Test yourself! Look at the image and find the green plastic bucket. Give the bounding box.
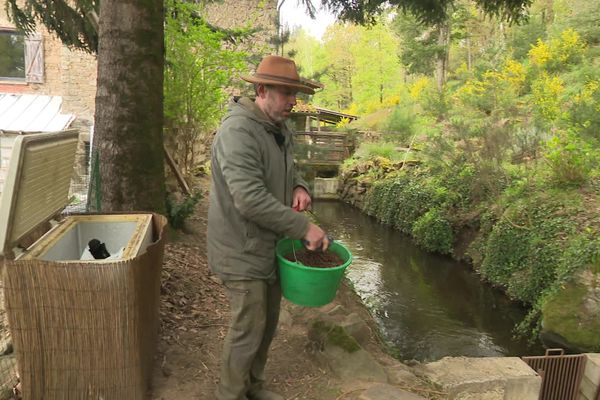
[276,238,352,307]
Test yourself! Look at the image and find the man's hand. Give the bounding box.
[303,223,330,252]
[292,186,311,212]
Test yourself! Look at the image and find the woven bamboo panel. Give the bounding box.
[2,214,166,400]
[0,284,18,397]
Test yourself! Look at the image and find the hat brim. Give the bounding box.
[241,75,315,95]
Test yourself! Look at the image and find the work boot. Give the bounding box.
[247,389,284,400]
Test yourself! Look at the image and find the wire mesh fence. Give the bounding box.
[65,171,90,214]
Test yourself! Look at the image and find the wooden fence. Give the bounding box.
[294,131,354,166]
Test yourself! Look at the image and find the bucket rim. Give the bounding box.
[276,254,352,272]
[276,238,352,272]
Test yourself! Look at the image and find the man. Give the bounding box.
[207,55,330,400]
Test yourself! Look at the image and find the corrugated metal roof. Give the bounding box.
[0,93,75,133]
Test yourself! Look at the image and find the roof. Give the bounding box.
[291,104,358,125]
[0,93,76,133]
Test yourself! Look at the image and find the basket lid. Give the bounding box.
[0,130,79,258]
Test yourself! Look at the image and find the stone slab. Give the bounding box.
[580,375,596,400]
[358,383,425,400]
[416,357,541,400]
[323,345,388,383]
[580,354,600,400]
[341,312,371,346]
[583,354,600,385]
[386,364,421,387]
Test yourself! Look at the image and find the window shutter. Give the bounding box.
[25,33,44,83]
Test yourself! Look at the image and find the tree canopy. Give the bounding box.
[5,0,534,55]
[5,0,98,53]
[320,0,532,25]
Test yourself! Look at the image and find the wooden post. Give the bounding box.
[163,144,191,196]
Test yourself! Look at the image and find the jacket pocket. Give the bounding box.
[243,221,277,258]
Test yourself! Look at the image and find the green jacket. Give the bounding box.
[207,97,310,282]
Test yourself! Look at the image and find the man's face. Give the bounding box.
[258,85,298,123]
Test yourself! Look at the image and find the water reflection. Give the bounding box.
[313,200,545,362]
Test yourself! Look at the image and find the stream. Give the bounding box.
[312,200,545,362]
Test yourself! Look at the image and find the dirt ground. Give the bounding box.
[150,181,439,400]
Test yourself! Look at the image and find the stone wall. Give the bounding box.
[313,177,340,200]
[203,0,278,99]
[203,0,278,55]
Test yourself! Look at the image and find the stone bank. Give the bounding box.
[290,295,600,399]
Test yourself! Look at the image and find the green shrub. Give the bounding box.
[364,177,402,219]
[385,104,417,142]
[393,172,446,233]
[364,180,389,218]
[561,64,600,140]
[166,191,202,229]
[412,209,454,254]
[480,192,583,304]
[164,0,246,172]
[353,142,403,161]
[372,180,404,225]
[544,129,598,186]
[479,216,531,287]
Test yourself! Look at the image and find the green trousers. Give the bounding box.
[216,279,281,400]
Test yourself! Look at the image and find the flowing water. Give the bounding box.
[312,200,545,362]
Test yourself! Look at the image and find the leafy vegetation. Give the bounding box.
[164,0,246,175]
[412,209,454,254]
[293,0,600,347]
[166,191,202,229]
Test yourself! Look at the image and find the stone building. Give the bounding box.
[1,0,278,123]
[0,11,97,124]
[1,8,97,200]
[1,1,278,202]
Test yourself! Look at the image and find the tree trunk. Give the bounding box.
[435,21,450,92]
[467,37,472,71]
[90,0,165,213]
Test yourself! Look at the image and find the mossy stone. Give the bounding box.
[541,281,600,351]
[310,320,361,353]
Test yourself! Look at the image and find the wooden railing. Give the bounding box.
[293,131,354,166]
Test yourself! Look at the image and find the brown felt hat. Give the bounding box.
[241,55,316,95]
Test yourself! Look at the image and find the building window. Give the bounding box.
[0,30,25,80]
[0,30,44,83]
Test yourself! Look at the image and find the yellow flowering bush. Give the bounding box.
[528,29,586,71]
[336,117,351,128]
[502,59,526,92]
[452,58,525,114]
[573,80,600,107]
[409,77,432,100]
[382,94,401,108]
[529,39,552,68]
[531,73,565,124]
[555,29,586,64]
